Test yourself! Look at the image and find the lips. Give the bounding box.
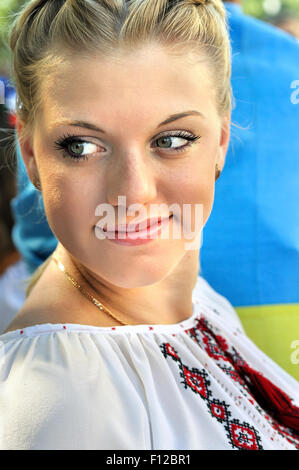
[104,216,171,234]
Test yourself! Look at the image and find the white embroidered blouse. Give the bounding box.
[0,276,298,450]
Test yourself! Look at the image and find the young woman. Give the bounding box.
[0,0,298,450]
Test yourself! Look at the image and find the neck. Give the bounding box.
[54,243,199,326]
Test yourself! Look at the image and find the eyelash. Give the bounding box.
[53,131,201,162]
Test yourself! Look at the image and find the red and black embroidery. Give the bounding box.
[184,314,299,447]
[160,312,299,449]
[270,420,299,447]
[185,321,248,391]
[218,365,245,386]
[228,420,262,450]
[181,366,212,400]
[209,399,230,422]
[160,341,263,450]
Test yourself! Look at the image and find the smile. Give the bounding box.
[96,215,173,246]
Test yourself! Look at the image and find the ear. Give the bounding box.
[217,113,231,171]
[16,119,39,184]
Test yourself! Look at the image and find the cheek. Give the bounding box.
[185,178,215,232]
[41,171,101,235]
[166,165,216,225]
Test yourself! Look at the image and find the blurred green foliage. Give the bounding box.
[0,0,27,75]
[0,0,299,75]
[243,0,299,19]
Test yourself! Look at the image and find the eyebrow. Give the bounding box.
[53,110,205,133]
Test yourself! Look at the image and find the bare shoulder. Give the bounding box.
[3,257,121,334]
[3,307,50,334]
[3,287,67,333]
[3,258,71,334]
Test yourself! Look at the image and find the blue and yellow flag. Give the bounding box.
[201,3,299,380]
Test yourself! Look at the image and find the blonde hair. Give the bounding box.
[9,0,233,296]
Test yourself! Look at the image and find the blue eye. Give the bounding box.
[153,131,201,153]
[53,134,101,161]
[54,131,201,161]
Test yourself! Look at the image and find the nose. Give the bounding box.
[105,149,157,209]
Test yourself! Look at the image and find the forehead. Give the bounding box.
[41,44,217,127]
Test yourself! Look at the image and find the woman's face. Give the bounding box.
[19,43,230,288]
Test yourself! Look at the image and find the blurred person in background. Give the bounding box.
[0,76,32,332]
[0,75,17,267]
[200,0,299,379]
[0,95,17,273]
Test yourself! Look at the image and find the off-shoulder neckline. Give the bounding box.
[0,300,205,340]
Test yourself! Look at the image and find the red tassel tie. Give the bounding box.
[235,361,299,434]
[201,319,299,436]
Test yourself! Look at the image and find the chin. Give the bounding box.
[99,265,173,289]
[67,238,185,289]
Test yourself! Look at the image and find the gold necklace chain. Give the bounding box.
[51,255,140,326]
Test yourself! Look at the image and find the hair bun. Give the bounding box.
[190,0,209,5]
